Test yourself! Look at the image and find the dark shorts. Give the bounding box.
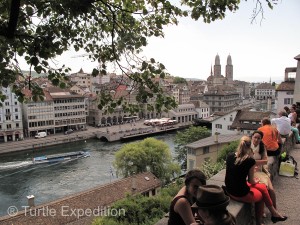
[267,148,281,156]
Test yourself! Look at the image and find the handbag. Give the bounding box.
[279,160,296,177]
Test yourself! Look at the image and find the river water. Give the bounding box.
[0,132,176,217]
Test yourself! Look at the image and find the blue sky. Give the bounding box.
[21,1,300,83]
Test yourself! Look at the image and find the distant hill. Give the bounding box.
[21,71,47,77]
[185,78,205,81]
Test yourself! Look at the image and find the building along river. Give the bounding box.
[0,132,176,217]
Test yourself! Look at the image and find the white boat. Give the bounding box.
[32,151,90,164]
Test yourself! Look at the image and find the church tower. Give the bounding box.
[226,54,233,86]
[214,54,221,76]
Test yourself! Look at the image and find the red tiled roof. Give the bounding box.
[231,110,276,130]
[276,81,295,91]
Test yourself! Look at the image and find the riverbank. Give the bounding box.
[0,121,193,155]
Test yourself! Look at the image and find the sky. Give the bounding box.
[21,0,300,83]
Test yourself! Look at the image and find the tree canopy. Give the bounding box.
[113,137,180,183]
[0,0,276,110]
[173,76,187,84]
[174,126,210,169]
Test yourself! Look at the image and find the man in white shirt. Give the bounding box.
[271,111,291,136]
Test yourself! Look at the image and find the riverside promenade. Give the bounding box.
[0,121,183,155]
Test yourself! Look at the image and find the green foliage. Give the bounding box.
[114,137,180,184]
[217,140,239,162]
[174,126,210,169]
[201,158,226,179]
[0,0,276,110]
[173,76,187,84]
[92,182,182,225]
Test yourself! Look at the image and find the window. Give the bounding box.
[5,102,9,106]
[203,146,209,154]
[187,148,196,155]
[230,116,233,121]
[15,115,18,120]
[284,98,293,105]
[16,123,19,128]
[7,124,11,129]
[215,124,222,129]
[15,108,18,112]
[227,125,232,130]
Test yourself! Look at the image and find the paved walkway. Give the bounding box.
[0,121,153,154]
[264,144,300,225]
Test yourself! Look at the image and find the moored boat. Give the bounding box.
[32,151,90,164]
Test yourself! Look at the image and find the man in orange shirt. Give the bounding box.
[258,117,282,156]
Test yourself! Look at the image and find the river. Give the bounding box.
[0,132,177,217]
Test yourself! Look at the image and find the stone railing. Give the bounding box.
[155,132,296,225]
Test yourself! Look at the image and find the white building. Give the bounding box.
[190,100,210,119]
[255,83,276,100]
[0,86,24,142]
[211,110,237,135]
[276,67,295,113]
[69,69,92,89]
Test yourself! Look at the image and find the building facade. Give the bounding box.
[22,88,87,137]
[203,85,240,114]
[0,86,24,142]
[211,110,238,135]
[186,134,243,170]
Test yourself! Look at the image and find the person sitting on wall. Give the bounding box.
[258,117,282,157]
[271,110,291,137]
[190,184,236,225]
[281,107,300,143]
[288,106,298,124]
[225,136,287,225]
[251,130,277,209]
[168,169,207,225]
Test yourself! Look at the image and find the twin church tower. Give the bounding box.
[207,54,234,87]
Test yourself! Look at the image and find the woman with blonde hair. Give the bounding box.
[225,136,287,225]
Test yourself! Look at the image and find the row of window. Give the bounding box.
[27,102,52,107]
[29,120,54,127]
[54,99,84,104]
[28,108,53,114]
[2,108,18,113]
[205,96,238,100]
[4,101,18,106]
[0,123,20,130]
[54,111,86,117]
[28,115,53,120]
[187,146,210,155]
[54,105,85,110]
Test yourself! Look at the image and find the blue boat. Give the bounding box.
[32,151,90,164]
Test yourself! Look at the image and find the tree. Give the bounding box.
[174,126,210,169]
[173,76,187,84]
[217,140,239,162]
[114,137,180,183]
[0,0,276,110]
